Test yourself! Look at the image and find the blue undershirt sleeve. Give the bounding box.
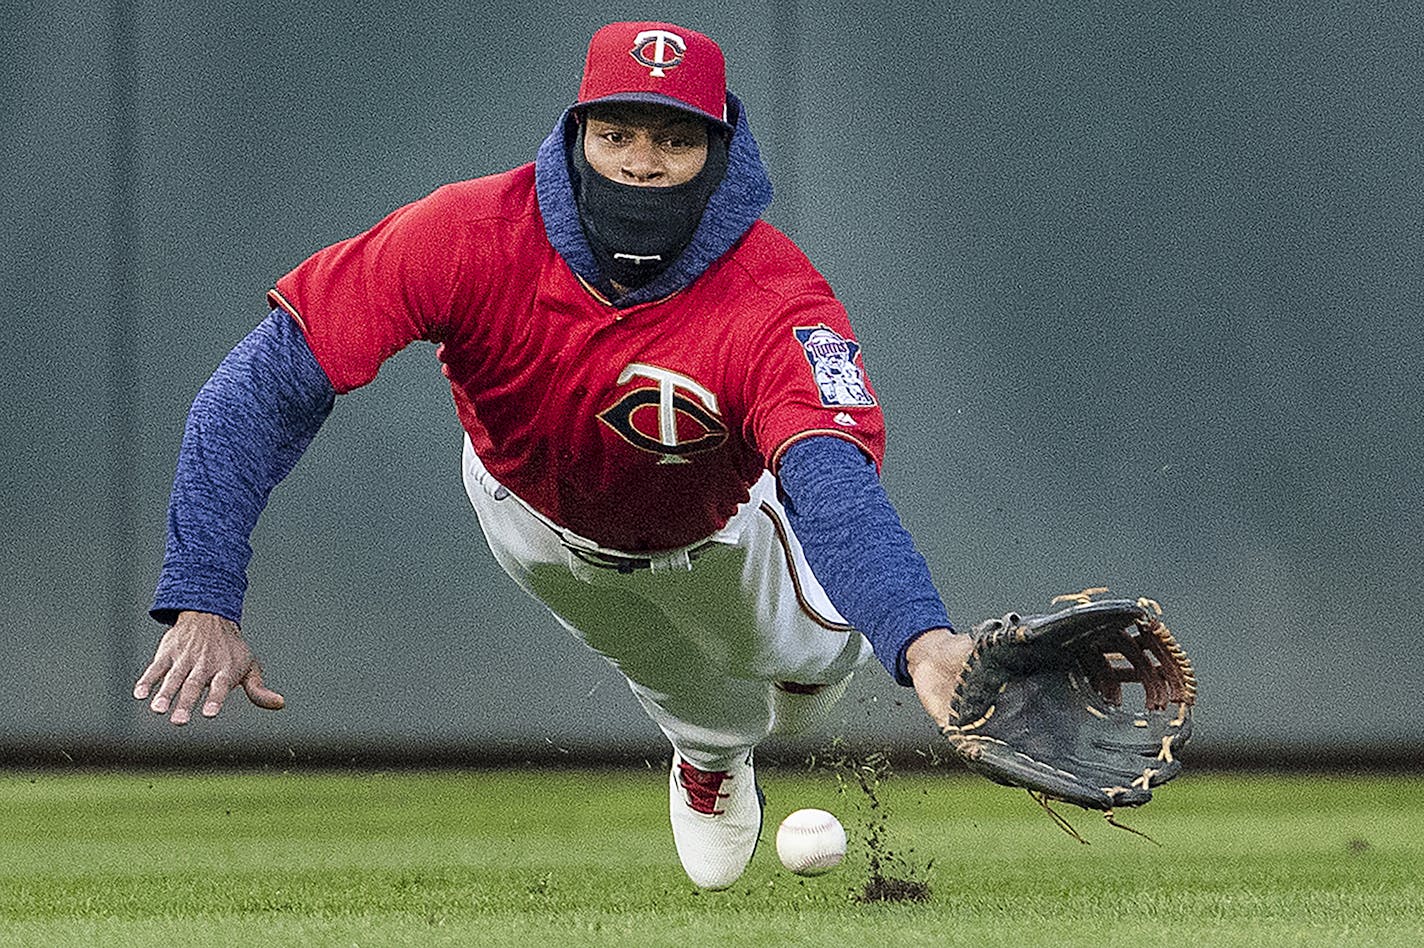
[778,436,952,686]
[150,310,336,625]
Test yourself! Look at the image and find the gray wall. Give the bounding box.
[4,1,1421,759]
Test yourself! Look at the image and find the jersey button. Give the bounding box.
[572,385,587,398]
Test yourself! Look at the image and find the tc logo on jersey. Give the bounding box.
[599,363,727,464]
[630,29,686,77]
[794,325,877,408]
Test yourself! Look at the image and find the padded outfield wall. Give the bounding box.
[2,1,1421,763]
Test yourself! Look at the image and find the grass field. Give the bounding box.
[1,761,1420,947]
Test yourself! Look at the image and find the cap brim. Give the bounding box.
[576,91,732,130]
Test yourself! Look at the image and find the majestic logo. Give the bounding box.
[630,29,686,77]
[794,325,877,408]
[598,363,727,464]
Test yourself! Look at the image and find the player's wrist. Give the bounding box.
[904,628,971,677]
[905,625,958,654]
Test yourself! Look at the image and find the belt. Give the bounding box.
[477,458,720,574]
[566,539,720,574]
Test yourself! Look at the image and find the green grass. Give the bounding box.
[0,764,1420,946]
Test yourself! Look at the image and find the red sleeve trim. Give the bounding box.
[769,429,882,475]
[266,288,308,334]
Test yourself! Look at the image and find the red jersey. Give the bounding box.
[269,164,885,551]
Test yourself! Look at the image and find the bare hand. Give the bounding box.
[906,627,975,731]
[132,611,285,725]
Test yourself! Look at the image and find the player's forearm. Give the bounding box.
[778,436,952,685]
[151,310,335,625]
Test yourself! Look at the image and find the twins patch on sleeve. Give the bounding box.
[794,325,877,408]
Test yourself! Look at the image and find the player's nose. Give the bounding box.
[620,137,663,184]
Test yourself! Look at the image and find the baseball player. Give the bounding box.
[133,21,975,890]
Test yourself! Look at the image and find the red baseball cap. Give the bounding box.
[576,21,730,128]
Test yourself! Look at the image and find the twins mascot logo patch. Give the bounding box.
[794,325,877,408]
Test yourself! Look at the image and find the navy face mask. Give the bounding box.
[569,122,729,290]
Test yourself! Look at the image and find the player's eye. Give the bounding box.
[663,130,708,151]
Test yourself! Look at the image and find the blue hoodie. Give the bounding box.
[152,99,950,684]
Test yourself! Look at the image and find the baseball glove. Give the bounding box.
[943,591,1197,813]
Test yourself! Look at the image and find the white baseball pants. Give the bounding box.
[461,437,872,771]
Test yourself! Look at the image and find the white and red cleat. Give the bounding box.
[668,750,764,889]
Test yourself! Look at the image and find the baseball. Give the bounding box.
[775,808,847,876]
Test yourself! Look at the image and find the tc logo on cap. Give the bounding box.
[630,29,686,77]
[579,22,729,126]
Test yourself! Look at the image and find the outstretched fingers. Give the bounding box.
[202,669,238,719]
[132,612,285,723]
[132,652,173,702]
[149,657,195,718]
[168,662,213,725]
[242,663,286,711]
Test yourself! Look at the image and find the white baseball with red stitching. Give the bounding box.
[775,808,846,875]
